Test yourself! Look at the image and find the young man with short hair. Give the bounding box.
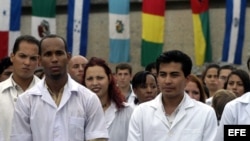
[11,35,108,141]
[0,35,41,141]
[128,50,217,141]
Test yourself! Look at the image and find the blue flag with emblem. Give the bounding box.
[67,0,90,56]
[222,0,246,64]
[109,0,130,63]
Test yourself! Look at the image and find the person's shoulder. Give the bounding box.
[193,99,215,111]
[122,102,134,111]
[0,77,12,92]
[225,92,250,107]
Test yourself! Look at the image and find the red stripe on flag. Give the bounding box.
[191,0,209,14]
[0,32,9,59]
[142,0,165,16]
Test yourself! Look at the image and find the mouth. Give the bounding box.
[22,68,30,71]
[50,66,60,71]
[91,87,101,93]
[145,96,154,100]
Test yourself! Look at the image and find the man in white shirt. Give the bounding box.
[115,63,136,107]
[0,35,41,141]
[127,50,217,141]
[10,34,108,141]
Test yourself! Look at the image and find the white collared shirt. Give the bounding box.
[0,74,40,141]
[104,101,133,141]
[128,93,217,141]
[10,75,108,141]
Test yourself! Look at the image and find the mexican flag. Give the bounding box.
[31,0,56,40]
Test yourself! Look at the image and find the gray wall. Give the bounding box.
[20,3,250,75]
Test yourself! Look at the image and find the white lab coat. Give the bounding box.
[10,75,108,141]
[0,75,40,141]
[128,93,217,141]
[214,92,250,141]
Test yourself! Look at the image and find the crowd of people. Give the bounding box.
[0,34,250,141]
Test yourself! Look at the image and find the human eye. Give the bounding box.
[97,76,104,80]
[73,64,79,69]
[193,91,200,95]
[86,76,93,81]
[139,84,147,89]
[151,85,157,89]
[159,72,166,77]
[237,82,243,86]
[207,75,212,78]
[30,56,38,61]
[219,76,227,80]
[43,52,51,57]
[18,53,27,59]
[228,81,234,86]
[56,51,65,56]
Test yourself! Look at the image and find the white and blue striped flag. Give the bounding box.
[67,0,90,56]
[222,0,246,64]
[109,0,130,63]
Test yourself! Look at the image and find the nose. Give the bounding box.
[92,78,99,85]
[146,86,153,93]
[79,65,84,71]
[164,76,172,84]
[51,54,58,62]
[23,58,31,65]
[232,84,237,90]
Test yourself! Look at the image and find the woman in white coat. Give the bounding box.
[82,57,133,141]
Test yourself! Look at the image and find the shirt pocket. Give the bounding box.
[69,117,85,141]
[182,129,202,141]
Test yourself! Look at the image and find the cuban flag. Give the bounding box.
[222,0,247,64]
[67,0,90,56]
[0,0,21,59]
[109,0,130,63]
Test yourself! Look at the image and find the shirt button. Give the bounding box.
[14,98,17,102]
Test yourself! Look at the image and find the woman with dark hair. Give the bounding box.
[224,69,250,97]
[201,63,220,105]
[131,71,158,105]
[82,57,133,141]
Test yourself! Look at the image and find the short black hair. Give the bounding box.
[115,63,132,74]
[247,57,250,71]
[156,50,192,77]
[39,34,68,55]
[132,71,157,89]
[0,57,13,74]
[145,62,156,72]
[12,35,40,55]
[218,64,236,76]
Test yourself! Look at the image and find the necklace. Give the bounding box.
[102,103,107,108]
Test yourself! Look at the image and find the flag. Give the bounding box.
[31,0,56,40]
[191,0,212,66]
[141,0,165,67]
[67,0,90,56]
[0,0,21,59]
[222,0,246,64]
[109,0,130,63]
